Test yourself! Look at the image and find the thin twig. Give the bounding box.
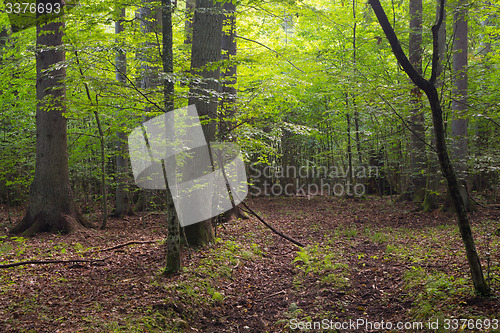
[100,240,161,252]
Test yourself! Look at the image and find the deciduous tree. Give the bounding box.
[11,1,91,236]
[368,0,490,296]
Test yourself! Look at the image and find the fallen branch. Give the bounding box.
[262,290,286,299]
[240,201,305,248]
[0,240,163,269]
[100,240,161,252]
[0,257,108,269]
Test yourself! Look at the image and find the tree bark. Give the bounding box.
[368,0,490,296]
[11,1,91,236]
[184,0,223,246]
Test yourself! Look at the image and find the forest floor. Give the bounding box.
[0,195,499,332]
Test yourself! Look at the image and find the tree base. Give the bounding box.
[10,209,93,237]
[183,220,214,247]
[422,191,439,212]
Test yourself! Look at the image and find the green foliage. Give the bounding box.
[0,0,497,206]
[293,244,350,288]
[403,266,474,323]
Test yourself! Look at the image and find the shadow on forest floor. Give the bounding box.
[0,195,499,332]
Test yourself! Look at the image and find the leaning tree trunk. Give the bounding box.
[368,0,490,296]
[11,1,91,236]
[423,1,446,212]
[184,0,223,246]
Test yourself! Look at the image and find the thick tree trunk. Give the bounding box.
[368,0,490,296]
[11,2,90,236]
[184,0,223,246]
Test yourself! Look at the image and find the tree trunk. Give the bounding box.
[162,0,181,273]
[408,0,426,202]
[113,7,131,218]
[184,0,223,246]
[10,1,91,236]
[346,108,354,183]
[368,0,490,296]
[423,1,446,211]
[450,1,470,209]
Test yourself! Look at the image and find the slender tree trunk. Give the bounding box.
[11,1,91,236]
[113,6,131,218]
[346,111,354,183]
[423,1,446,211]
[218,1,247,219]
[368,0,490,296]
[161,0,181,273]
[184,0,223,246]
[450,0,470,209]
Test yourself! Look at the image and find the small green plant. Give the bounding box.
[403,267,476,325]
[293,244,350,289]
[370,231,387,244]
[250,243,264,256]
[343,226,357,238]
